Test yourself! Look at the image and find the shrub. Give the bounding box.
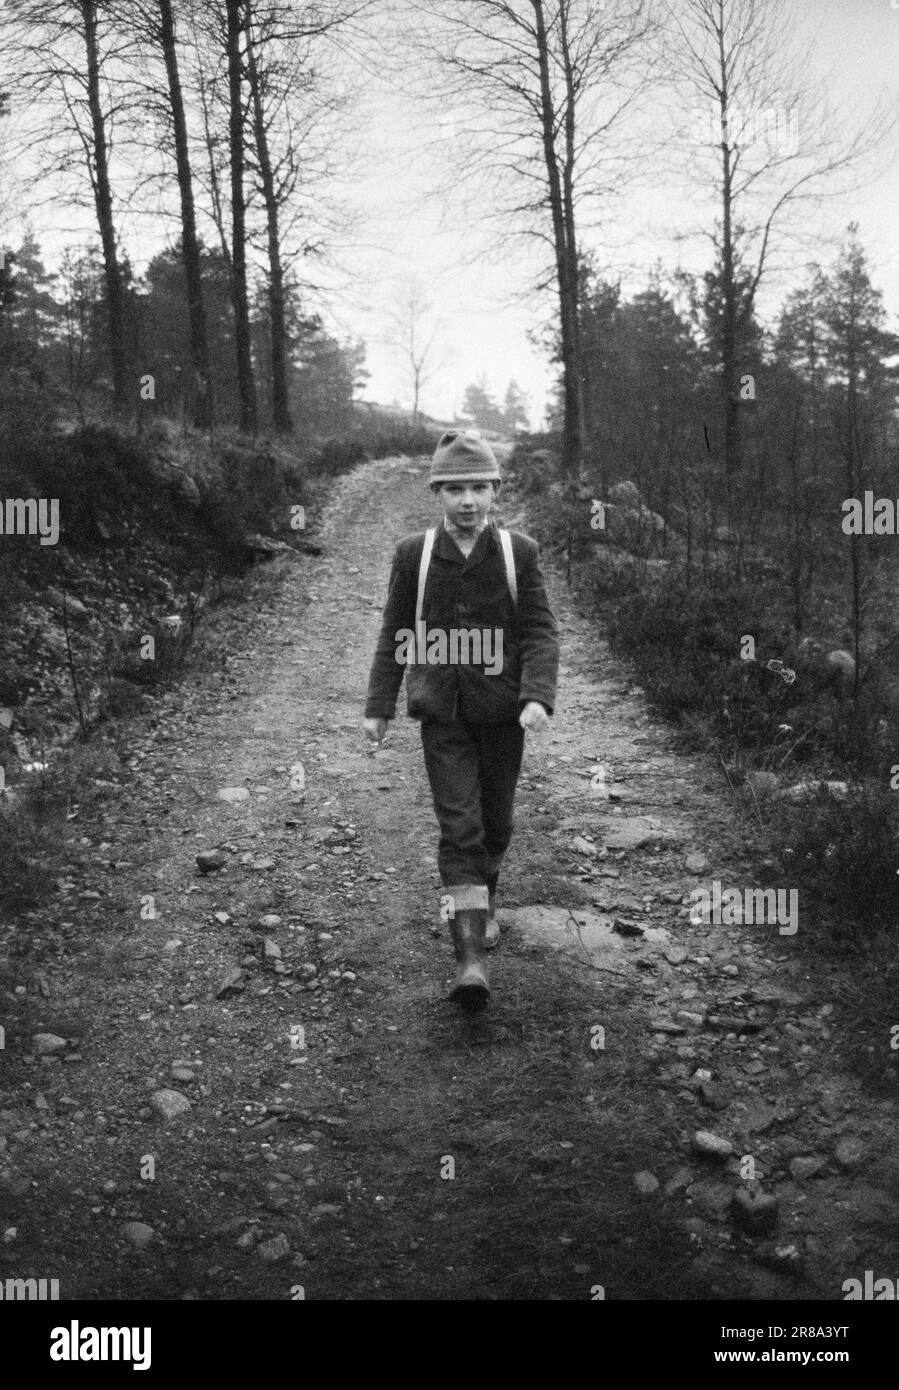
[308,421,440,477]
[773,781,899,945]
[0,806,53,911]
[606,578,899,776]
[610,581,774,721]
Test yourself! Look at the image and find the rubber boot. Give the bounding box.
[450,908,490,1013]
[485,888,500,950]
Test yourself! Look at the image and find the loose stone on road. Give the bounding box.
[1,455,897,1300]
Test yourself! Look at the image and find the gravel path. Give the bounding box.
[2,454,897,1301]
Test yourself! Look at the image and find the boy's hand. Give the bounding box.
[519,701,550,733]
[364,717,389,746]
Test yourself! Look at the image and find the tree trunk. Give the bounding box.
[193,35,231,268]
[846,351,862,699]
[412,365,420,425]
[81,0,128,411]
[531,0,582,479]
[226,0,257,435]
[716,18,739,480]
[558,3,586,477]
[245,19,292,434]
[158,0,213,431]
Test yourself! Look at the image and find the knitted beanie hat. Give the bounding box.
[430,429,501,485]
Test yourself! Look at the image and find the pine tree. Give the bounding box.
[503,379,530,432]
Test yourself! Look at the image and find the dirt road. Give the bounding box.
[2,455,897,1301]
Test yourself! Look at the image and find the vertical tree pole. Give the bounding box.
[226,0,258,435]
[713,6,739,481]
[158,0,214,431]
[245,11,293,434]
[81,0,128,412]
[531,0,584,482]
[557,0,586,480]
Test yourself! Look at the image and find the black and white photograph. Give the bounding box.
[0,0,898,1349]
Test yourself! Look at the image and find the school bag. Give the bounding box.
[412,527,517,658]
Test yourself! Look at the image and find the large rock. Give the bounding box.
[121,1221,155,1250]
[217,787,250,803]
[603,817,681,852]
[216,968,245,998]
[498,905,668,970]
[691,1130,734,1161]
[834,1136,865,1170]
[32,1033,67,1056]
[796,641,856,695]
[149,1089,191,1122]
[696,1079,729,1111]
[602,503,666,549]
[608,480,642,507]
[790,1154,828,1181]
[196,849,226,874]
[257,1233,291,1262]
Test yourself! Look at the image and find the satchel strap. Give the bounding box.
[499,528,517,607]
[412,527,517,667]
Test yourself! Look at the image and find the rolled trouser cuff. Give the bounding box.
[442,883,490,913]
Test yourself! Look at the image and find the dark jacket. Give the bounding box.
[365,519,560,725]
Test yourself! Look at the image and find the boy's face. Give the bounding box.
[435,478,498,534]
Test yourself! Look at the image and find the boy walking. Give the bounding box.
[364,430,560,1013]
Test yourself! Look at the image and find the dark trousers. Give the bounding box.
[420,715,526,891]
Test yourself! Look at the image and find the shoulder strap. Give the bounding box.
[412,526,516,668]
[499,529,517,608]
[411,528,436,665]
[415,528,437,630]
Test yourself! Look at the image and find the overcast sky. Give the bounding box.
[2,0,897,429]
[341,0,899,425]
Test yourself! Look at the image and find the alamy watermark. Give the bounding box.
[692,103,799,154]
[0,497,59,545]
[0,1276,60,1300]
[395,623,504,676]
[50,1322,151,1370]
[841,492,899,535]
[689,880,798,935]
[842,1271,899,1299]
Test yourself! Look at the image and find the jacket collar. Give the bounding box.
[436,517,499,565]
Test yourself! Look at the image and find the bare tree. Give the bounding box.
[154,0,214,430]
[384,278,444,423]
[186,7,233,270]
[78,0,128,412]
[244,5,293,433]
[0,86,17,227]
[225,0,258,435]
[244,1,374,434]
[0,1,137,412]
[411,0,657,478]
[664,0,891,478]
